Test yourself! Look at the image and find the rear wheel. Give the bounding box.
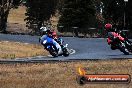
[111,45,117,50]
[48,46,58,57]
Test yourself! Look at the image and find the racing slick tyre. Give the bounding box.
[125,41,132,53]
[62,48,69,57]
[119,42,129,55]
[49,48,58,57]
[111,45,116,50]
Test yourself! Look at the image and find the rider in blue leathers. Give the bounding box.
[39,27,62,54]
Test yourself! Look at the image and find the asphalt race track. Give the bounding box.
[0,34,132,62]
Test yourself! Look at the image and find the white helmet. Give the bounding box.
[40,27,47,32]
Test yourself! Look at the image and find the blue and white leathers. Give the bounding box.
[40,35,62,54]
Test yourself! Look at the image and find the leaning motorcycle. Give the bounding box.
[40,35,69,57]
[118,30,132,53]
[107,32,130,55]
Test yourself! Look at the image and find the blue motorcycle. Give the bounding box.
[40,35,69,57]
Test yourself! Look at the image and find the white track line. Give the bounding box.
[69,49,76,54]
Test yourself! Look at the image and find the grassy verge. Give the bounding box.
[0,60,132,88]
[0,41,48,59]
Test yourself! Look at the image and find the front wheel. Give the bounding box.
[125,41,132,53]
[118,42,129,55]
[62,48,69,57]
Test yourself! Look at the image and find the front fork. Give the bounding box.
[62,44,68,49]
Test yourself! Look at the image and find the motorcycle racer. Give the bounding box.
[40,26,64,46]
[39,27,62,54]
[105,23,125,50]
[105,23,132,44]
[39,26,69,57]
[105,23,132,54]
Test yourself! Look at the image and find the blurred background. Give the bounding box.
[0,0,132,38]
